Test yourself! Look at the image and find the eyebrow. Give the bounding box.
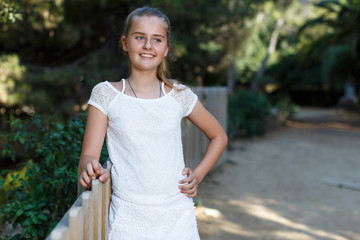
[132,31,166,38]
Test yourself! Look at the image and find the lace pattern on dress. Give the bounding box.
[88,82,118,115]
[171,84,198,117]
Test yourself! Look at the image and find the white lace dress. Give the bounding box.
[88,79,201,240]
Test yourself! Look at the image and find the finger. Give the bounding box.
[179,175,195,184]
[180,181,197,191]
[182,183,197,193]
[186,189,197,198]
[81,171,91,185]
[86,163,96,180]
[91,159,102,176]
[79,175,90,188]
[182,187,197,196]
[99,172,109,182]
[182,168,191,176]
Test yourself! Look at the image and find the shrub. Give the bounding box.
[0,111,108,239]
[228,89,271,138]
[269,94,299,124]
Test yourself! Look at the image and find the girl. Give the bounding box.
[78,6,227,240]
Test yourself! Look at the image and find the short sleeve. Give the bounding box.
[172,84,198,117]
[88,82,117,116]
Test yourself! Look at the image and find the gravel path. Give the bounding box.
[195,107,360,240]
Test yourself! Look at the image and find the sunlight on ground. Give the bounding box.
[195,206,256,238]
[229,197,349,240]
[271,231,315,240]
[196,195,354,240]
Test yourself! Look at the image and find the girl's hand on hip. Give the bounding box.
[178,168,198,198]
[79,159,109,188]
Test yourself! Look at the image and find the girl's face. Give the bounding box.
[122,16,169,74]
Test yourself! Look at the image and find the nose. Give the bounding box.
[143,38,152,49]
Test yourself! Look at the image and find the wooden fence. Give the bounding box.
[46,86,227,239]
[46,161,112,240]
[182,86,228,169]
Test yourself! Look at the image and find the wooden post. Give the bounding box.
[92,180,99,240]
[82,191,93,240]
[69,207,83,240]
[102,161,112,240]
[98,181,103,240]
[92,179,102,240]
[89,189,95,239]
[50,227,69,240]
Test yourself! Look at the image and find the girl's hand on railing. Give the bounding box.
[79,159,110,188]
[178,168,199,198]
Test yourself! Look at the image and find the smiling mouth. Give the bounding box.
[140,53,155,58]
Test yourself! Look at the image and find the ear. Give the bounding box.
[121,36,128,52]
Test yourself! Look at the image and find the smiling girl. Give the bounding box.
[78,6,227,239]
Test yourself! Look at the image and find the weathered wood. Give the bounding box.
[69,207,83,240]
[46,194,82,240]
[97,181,103,240]
[50,227,69,240]
[92,179,101,240]
[89,189,95,240]
[103,161,112,240]
[82,191,92,240]
[183,87,228,170]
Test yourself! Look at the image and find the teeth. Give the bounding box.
[140,54,154,58]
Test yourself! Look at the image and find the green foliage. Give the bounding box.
[236,1,320,86]
[0,55,28,108]
[0,0,22,24]
[0,112,108,239]
[0,48,125,121]
[321,44,355,89]
[296,0,360,93]
[268,94,299,124]
[0,0,272,120]
[152,0,265,83]
[228,89,271,138]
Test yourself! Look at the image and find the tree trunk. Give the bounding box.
[227,58,237,94]
[251,18,284,92]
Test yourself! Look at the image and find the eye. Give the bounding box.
[135,36,144,40]
[154,38,161,43]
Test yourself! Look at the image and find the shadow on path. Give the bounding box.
[195,107,360,240]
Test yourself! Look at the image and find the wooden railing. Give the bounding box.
[46,86,227,239]
[46,161,112,240]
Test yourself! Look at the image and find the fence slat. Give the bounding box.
[103,161,112,240]
[82,191,92,240]
[69,206,83,240]
[50,227,69,240]
[92,180,99,240]
[183,87,228,169]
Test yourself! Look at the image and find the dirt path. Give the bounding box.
[195,107,360,240]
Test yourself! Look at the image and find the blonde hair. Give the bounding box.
[123,6,178,90]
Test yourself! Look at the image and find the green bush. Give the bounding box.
[0,111,108,239]
[0,49,126,123]
[269,94,299,124]
[228,89,271,138]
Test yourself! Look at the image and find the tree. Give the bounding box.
[0,0,22,24]
[298,0,360,101]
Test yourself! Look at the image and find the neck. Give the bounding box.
[129,70,159,90]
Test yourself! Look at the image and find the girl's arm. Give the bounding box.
[78,105,109,187]
[178,100,228,197]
